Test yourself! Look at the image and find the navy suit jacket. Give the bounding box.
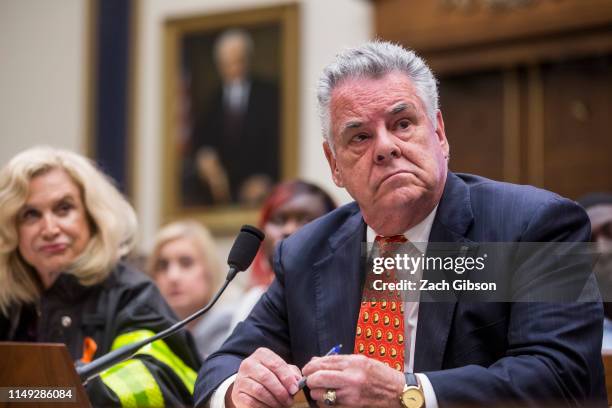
[195,173,607,407]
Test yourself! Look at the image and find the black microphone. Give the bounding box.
[77,224,264,384]
[227,225,264,280]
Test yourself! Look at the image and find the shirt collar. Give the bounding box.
[366,205,438,246]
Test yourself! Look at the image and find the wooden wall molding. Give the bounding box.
[374,0,612,72]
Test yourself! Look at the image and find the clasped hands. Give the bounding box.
[226,347,405,408]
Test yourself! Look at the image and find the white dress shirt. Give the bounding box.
[223,80,250,113]
[366,206,439,408]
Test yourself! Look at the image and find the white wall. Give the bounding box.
[135,0,373,253]
[0,0,86,164]
[0,0,373,272]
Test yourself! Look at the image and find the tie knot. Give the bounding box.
[375,235,407,254]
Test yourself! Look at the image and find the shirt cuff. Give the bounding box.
[209,374,237,408]
[416,373,439,408]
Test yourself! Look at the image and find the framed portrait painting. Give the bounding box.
[163,4,299,234]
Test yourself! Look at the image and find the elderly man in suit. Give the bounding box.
[194,41,606,407]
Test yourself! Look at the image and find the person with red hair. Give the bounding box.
[229,180,336,331]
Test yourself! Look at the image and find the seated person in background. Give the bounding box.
[579,192,612,349]
[148,220,232,358]
[228,180,336,332]
[0,146,200,407]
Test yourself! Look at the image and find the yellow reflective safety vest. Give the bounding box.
[2,263,201,407]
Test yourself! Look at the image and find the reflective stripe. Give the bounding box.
[110,329,197,394]
[100,359,164,407]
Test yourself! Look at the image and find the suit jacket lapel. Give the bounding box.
[313,204,365,356]
[414,173,474,372]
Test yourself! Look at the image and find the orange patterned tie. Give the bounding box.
[354,235,407,371]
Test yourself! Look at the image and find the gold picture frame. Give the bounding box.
[162,4,299,234]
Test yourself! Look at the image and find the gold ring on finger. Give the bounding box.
[324,389,337,406]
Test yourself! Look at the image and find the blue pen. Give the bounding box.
[294,344,343,394]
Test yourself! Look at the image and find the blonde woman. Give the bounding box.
[148,221,231,358]
[0,146,200,407]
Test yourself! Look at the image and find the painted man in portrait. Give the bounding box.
[185,29,280,207]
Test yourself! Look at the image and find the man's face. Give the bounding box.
[217,37,249,83]
[323,71,449,234]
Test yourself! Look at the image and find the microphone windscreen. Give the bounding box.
[228,225,265,271]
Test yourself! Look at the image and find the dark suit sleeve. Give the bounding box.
[194,243,292,406]
[425,197,606,407]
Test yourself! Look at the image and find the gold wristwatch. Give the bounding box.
[400,373,425,408]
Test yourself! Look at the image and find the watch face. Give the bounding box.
[401,388,425,408]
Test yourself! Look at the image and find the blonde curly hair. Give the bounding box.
[0,146,137,316]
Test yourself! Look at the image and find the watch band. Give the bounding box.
[405,372,418,387]
[400,372,425,408]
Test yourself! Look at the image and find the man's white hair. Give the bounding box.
[213,28,254,63]
[317,41,439,150]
